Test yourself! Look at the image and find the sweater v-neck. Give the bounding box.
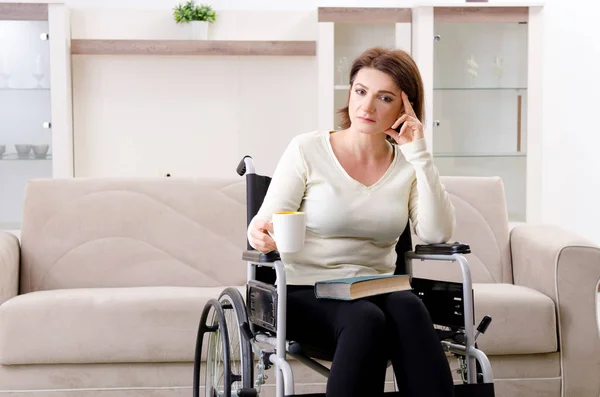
[324,130,398,191]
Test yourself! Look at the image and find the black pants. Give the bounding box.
[286,286,454,397]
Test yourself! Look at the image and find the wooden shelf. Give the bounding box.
[318,7,412,23]
[434,152,526,158]
[0,3,48,21]
[70,39,317,56]
[0,88,50,91]
[0,156,52,161]
[434,87,527,91]
[434,7,529,23]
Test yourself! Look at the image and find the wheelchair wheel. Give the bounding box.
[193,290,256,397]
[194,299,232,397]
[218,288,254,391]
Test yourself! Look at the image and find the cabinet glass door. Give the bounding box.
[333,22,398,129]
[433,20,528,222]
[0,20,52,230]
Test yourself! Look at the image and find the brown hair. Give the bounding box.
[337,47,425,142]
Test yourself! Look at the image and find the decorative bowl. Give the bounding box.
[15,144,32,158]
[32,144,49,158]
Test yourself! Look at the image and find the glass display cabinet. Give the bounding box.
[0,2,72,230]
[432,7,530,222]
[318,5,543,223]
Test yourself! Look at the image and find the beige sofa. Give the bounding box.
[0,176,598,397]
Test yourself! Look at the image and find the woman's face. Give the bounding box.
[348,67,403,136]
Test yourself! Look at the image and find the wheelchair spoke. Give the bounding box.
[216,330,224,389]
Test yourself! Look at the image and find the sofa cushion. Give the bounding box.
[473,283,557,355]
[0,283,557,365]
[414,176,513,284]
[0,286,244,365]
[19,178,248,293]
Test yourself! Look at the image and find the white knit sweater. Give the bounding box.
[249,130,455,286]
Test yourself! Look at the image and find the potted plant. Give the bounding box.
[173,1,217,40]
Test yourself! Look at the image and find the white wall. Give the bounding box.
[71,9,318,178]
[538,0,600,244]
[66,0,600,244]
[65,0,407,10]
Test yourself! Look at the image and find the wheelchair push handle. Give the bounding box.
[237,156,255,176]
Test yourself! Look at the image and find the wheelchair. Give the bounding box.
[193,156,497,397]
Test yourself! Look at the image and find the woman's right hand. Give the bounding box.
[248,219,278,254]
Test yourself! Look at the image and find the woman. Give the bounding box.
[247,47,456,397]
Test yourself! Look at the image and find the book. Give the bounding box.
[314,274,411,300]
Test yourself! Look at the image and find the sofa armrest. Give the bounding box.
[0,232,20,305]
[511,224,600,396]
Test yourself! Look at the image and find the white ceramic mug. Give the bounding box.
[271,211,306,253]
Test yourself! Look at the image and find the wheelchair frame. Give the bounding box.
[194,157,496,397]
[242,255,494,397]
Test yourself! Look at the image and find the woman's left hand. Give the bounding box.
[384,91,424,146]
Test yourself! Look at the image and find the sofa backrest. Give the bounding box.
[19,175,513,293]
[413,176,513,284]
[19,177,249,293]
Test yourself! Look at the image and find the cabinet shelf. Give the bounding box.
[0,88,50,91]
[0,154,52,161]
[318,7,412,23]
[434,87,527,91]
[434,152,526,158]
[0,3,48,21]
[335,86,527,92]
[70,39,317,56]
[433,6,530,23]
[0,222,21,231]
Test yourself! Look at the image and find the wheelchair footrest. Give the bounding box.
[284,395,326,397]
[455,383,495,397]
[236,388,258,397]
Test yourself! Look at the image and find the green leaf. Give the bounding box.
[173,1,217,23]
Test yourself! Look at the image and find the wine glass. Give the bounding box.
[0,55,10,89]
[32,54,44,88]
[337,57,349,86]
[493,55,504,86]
[466,55,479,87]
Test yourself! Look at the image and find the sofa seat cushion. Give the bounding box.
[473,283,557,355]
[0,283,557,365]
[0,286,244,365]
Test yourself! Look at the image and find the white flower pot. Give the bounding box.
[190,21,209,40]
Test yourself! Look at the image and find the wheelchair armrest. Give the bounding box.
[414,242,471,255]
[242,249,281,263]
